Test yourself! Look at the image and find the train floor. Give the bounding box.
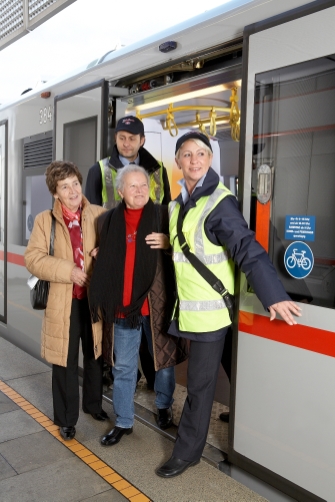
[0,336,269,502]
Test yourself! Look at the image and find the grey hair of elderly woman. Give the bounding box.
[115,164,150,192]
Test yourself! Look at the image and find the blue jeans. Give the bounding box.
[112,316,175,428]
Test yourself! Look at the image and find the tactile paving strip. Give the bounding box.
[0,379,151,502]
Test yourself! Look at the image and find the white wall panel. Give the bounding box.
[234,332,335,499]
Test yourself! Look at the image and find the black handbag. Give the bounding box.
[30,212,56,310]
[176,207,234,323]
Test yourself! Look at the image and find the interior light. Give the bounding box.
[128,84,232,112]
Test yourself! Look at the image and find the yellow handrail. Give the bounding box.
[135,87,240,141]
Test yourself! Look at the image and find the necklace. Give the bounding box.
[127,230,137,243]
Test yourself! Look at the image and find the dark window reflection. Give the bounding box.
[252,55,335,308]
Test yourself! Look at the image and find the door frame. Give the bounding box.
[0,119,8,324]
[53,79,109,160]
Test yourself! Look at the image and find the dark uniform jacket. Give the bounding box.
[85,145,171,206]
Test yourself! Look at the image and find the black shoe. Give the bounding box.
[101,426,133,446]
[156,407,173,429]
[60,426,76,441]
[156,456,200,478]
[219,412,230,423]
[90,410,109,421]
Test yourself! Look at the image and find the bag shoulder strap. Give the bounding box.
[176,206,232,303]
[49,212,56,256]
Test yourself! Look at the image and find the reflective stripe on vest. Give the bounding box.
[99,158,119,208]
[169,183,234,332]
[150,163,164,204]
[99,158,164,209]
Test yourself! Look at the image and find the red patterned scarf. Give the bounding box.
[61,204,86,299]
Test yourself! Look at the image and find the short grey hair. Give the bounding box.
[115,164,150,192]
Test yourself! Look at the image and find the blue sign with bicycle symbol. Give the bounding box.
[284,241,314,279]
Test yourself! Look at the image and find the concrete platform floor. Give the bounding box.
[0,336,269,502]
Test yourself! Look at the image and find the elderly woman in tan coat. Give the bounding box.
[25,160,107,441]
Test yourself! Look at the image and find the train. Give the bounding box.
[0,0,334,500]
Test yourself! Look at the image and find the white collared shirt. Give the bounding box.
[118,154,140,166]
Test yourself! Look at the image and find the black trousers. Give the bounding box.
[52,298,103,427]
[173,330,227,462]
[221,325,232,382]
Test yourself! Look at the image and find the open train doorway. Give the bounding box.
[113,55,243,455]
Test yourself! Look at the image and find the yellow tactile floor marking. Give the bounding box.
[0,379,151,502]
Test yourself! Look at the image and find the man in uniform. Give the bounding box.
[85,115,171,207]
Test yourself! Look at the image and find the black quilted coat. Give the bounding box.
[97,206,189,371]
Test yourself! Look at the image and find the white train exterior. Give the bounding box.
[0,1,334,501]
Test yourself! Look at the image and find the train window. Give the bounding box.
[23,132,53,245]
[23,174,52,245]
[252,54,335,308]
[63,116,98,192]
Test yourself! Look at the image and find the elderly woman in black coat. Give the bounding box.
[89,164,188,446]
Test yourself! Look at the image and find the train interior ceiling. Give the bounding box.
[113,49,243,199]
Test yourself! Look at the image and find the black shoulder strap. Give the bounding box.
[176,206,234,319]
[49,212,56,256]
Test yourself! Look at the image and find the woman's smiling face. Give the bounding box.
[118,172,150,209]
[54,175,82,212]
[175,139,213,192]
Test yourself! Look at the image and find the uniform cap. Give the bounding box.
[175,131,213,154]
[115,116,144,135]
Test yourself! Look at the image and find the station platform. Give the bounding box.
[0,336,270,502]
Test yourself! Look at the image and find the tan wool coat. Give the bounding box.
[24,196,105,367]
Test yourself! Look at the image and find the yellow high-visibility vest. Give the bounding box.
[169,182,235,332]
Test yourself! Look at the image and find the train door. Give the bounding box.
[0,120,7,324]
[230,2,335,501]
[54,80,109,189]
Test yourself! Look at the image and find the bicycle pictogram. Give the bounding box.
[286,249,311,270]
[284,241,314,279]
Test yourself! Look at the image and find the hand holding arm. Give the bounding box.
[268,301,302,325]
[145,232,170,250]
[70,266,90,287]
[90,247,99,259]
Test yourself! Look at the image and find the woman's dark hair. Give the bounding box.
[45,161,83,194]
